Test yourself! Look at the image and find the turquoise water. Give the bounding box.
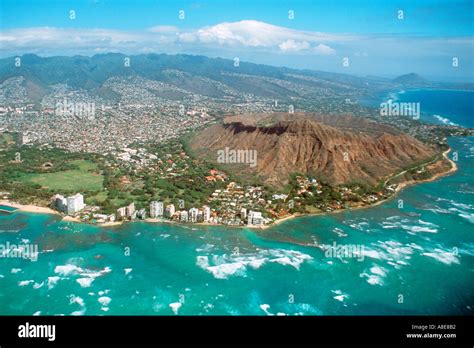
[0,205,17,213]
[363,88,474,127]
[0,90,473,315]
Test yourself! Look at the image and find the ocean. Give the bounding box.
[0,89,473,315]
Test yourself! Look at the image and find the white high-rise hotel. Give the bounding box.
[66,193,85,215]
[150,201,164,218]
[203,205,211,222]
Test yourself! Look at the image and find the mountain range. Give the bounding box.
[1,54,471,105]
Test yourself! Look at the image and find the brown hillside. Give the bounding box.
[189,113,435,187]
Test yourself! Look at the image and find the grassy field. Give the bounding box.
[20,160,104,192]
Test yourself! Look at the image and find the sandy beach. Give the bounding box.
[0,200,59,215]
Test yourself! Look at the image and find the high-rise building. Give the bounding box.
[165,204,175,218]
[188,207,198,223]
[126,202,135,217]
[197,210,204,222]
[117,207,127,219]
[150,201,164,218]
[247,210,263,226]
[66,193,85,215]
[53,194,67,213]
[137,208,147,219]
[180,210,189,222]
[203,205,211,222]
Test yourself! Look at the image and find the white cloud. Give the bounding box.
[179,20,345,49]
[0,20,341,56]
[0,20,472,79]
[278,40,311,52]
[148,25,179,34]
[313,43,336,55]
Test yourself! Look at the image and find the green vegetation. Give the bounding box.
[0,140,104,205]
[20,160,103,191]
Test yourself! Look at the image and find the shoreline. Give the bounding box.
[0,200,59,215]
[0,148,459,230]
[256,148,458,227]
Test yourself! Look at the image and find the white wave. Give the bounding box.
[55,264,111,288]
[169,302,182,315]
[33,311,41,316]
[33,281,44,289]
[434,114,457,126]
[332,290,349,302]
[196,256,210,269]
[196,249,313,279]
[333,295,347,302]
[71,309,86,316]
[270,256,308,270]
[79,267,111,279]
[381,217,438,234]
[370,265,388,277]
[124,268,133,275]
[459,213,474,224]
[47,276,60,289]
[360,273,384,286]
[333,228,348,237]
[98,296,111,311]
[360,249,384,260]
[196,244,215,252]
[98,296,111,306]
[450,201,474,210]
[206,262,247,279]
[292,303,322,315]
[423,205,451,214]
[11,268,21,274]
[260,304,273,316]
[360,264,388,286]
[422,248,460,265]
[346,220,370,231]
[69,295,85,307]
[76,278,94,288]
[55,264,83,276]
[18,280,34,286]
[248,258,266,269]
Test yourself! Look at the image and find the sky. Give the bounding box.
[0,0,473,81]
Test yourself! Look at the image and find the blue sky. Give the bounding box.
[1,0,473,81]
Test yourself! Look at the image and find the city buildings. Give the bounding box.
[150,201,164,218]
[247,210,263,226]
[203,205,211,222]
[180,210,189,222]
[53,194,67,213]
[188,207,198,223]
[165,204,175,218]
[126,203,135,218]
